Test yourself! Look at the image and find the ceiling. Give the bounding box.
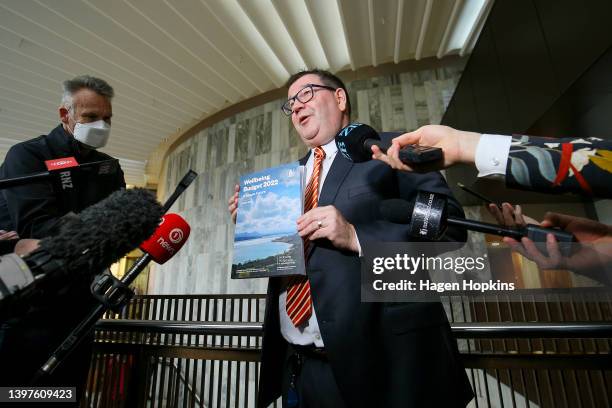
[0,0,492,186]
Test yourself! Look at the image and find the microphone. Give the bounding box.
[37,213,191,381]
[0,157,119,190]
[35,171,197,381]
[380,191,575,256]
[87,212,190,315]
[335,123,442,164]
[140,213,191,264]
[0,188,163,316]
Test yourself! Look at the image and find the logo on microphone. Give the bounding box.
[337,140,349,160]
[169,228,184,244]
[157,237,176,255]
[337,123,363,138]
[418,193,435,236]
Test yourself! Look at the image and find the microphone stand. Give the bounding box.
[31,170,197,383]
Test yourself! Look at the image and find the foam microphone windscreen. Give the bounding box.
[140,213,190,264]
[335,123,381,162]
[36,188,163,275]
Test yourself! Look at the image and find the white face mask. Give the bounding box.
[73,120,111,149]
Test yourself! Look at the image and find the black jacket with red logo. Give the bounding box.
[0,124,125,238]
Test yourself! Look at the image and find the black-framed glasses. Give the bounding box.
[281,84,337,116]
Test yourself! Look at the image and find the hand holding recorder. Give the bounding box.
[371,125,480,172]
[334,123,443,166]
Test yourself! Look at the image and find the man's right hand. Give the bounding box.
[228,184,240,224]
[14,239,39,256]
[0,230,19,240]
[371,125,481,172]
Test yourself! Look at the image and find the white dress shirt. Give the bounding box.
[475,134,512,177]
[278,139,338,347]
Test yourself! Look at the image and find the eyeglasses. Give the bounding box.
[281,84,337,116]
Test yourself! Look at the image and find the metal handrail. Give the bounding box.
[95,319,612,338]
[451,322,612,338]
[96,320,262,335]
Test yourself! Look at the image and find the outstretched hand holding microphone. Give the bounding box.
[370,124,612,198]
[370,125,479,172]
[505,212,612,284]
[380,192,611,283]
[336,123,612,280]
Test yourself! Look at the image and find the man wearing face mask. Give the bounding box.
[0,75,124,400]
[0,74,125,239]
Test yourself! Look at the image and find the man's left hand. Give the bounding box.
[297,206,359,253]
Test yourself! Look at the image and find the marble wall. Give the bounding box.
[149,62,465,295]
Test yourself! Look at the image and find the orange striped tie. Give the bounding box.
[286,146,326,327]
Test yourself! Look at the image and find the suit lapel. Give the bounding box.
[318,153,353,206]
[299,151,310,166]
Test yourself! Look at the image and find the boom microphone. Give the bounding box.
[36,213,191,381]
[380,191,575,255]
[35,171,197,380]
[335,123,442,164]
[0,188,163,316]
[88,212,190,313]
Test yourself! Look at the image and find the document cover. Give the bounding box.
[231,162,305,278]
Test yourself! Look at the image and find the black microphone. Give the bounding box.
[380,191,575,256]
[335,123,442,164]
[0,188,163,318]
[0,157,119,190]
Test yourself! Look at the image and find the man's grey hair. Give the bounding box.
[61,75,114,111]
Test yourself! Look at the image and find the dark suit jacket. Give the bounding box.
[257,134,474,407]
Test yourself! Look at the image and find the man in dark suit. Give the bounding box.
[229,69,473,407]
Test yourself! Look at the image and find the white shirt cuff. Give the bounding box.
[475,134,512,177]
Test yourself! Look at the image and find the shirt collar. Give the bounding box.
[311,138,337,159]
